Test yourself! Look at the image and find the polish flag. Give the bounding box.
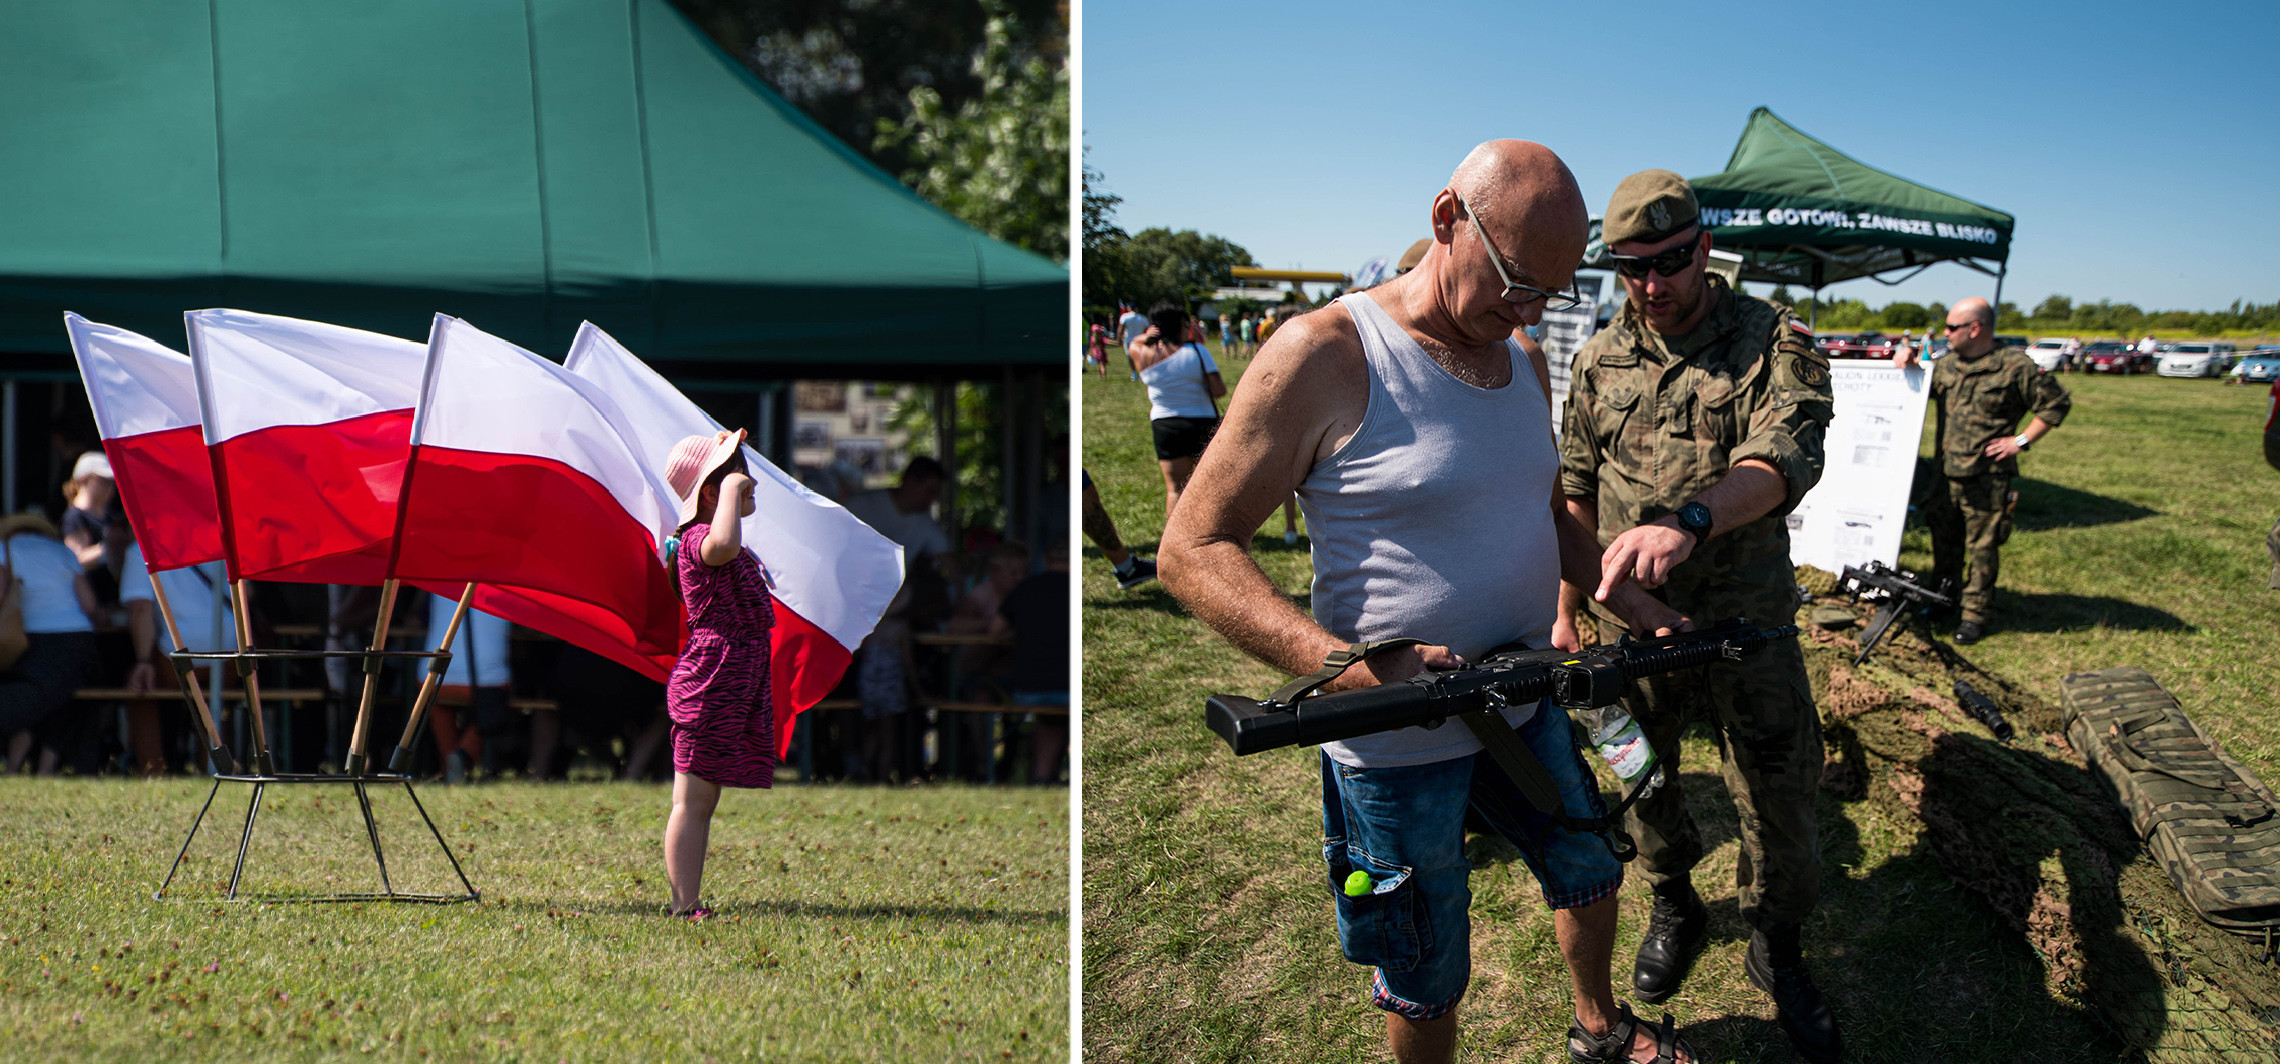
[65,314,221,572]
[393,315,683,681]
[184,309,424,585]
[564,322,904,757]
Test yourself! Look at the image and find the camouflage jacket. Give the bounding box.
[1559,276,1833,622]
[1929,346,2071,479]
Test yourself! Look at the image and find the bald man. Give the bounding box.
[1558,170,1840,1062]
[1913,298,2070,642]
[1162,141,1693,1064]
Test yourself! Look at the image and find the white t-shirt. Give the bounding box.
[118,542,231,652]
[843,489,951,560]
[1118,311,1150,348]
[1140,343,1222,421]
[2138,337,2158,355]
[428,592,511,688]
[6,533,93,634]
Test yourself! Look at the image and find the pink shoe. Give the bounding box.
[672,906,714,922]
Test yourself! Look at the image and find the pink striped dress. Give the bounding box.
[667,522,777,787]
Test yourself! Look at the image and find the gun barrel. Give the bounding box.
[1952,681,2017,743]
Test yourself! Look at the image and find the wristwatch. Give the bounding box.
[1675,500,1714,541]
[2014,434,2032,451]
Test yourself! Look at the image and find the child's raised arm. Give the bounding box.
[698,472,754,566]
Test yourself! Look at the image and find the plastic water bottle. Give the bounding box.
[1586,706,1659,794]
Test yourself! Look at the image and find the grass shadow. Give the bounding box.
[2011,477,2161,531]
[1995,591,2193,634]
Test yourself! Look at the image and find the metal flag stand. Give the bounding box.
[152,645,480,905]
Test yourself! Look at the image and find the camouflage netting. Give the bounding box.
[1796,565,2280,1061]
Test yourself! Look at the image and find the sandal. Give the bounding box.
[670,906,715,922]
[1568,1003,1691,1064]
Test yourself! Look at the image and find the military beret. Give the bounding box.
[1395,237,1432,273]
[1602,169,1699,246]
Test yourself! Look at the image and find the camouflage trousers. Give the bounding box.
[1926,472,2013,624]
[1614,635,1824,932]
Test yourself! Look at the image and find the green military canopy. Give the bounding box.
[1689,107,2013,291]
[1586,107,2014,301]
[0,0,1066,380]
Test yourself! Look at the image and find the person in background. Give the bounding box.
[2137,333,2159,369]
[947,541,1030,780]
[990,541,1067,784]
[1081,470,1155,590]
[0,514,100,775]
[1088,320,1111,378]
[1239,313,1256,357]
[533,644,670,781]
[2061,335,2082,373]
[424,591,513,783]
[1118,302,1150,380]
[1127,303,1226,520]
[60,451,127,604]
[117,536,232,776]
[1219,312,1235,358]
[1912,299,2070,644]
[844,456,952,575]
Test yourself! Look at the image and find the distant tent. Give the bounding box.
[0,0,1065,379]
[1587,107,2014,311]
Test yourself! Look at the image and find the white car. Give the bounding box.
[2027,338,2069,372]
[2156,342,2238,378]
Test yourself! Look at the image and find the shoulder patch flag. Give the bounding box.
[1787,318,1814,338]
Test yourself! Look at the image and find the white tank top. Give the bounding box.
[1140,342,1221,420]
[1303,293,1560,767]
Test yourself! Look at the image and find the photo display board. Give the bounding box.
[1785,360,1930,574]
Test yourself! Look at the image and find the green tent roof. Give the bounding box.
[1587,107,2013,290]
[0,0,1066,379]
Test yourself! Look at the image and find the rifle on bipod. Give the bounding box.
[1836,561,1954,666]
[1203,619,1799,859]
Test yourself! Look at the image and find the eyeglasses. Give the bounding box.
[1944,319,1978,334]
[1607,236,1700,279]
[1454,194,1585,311]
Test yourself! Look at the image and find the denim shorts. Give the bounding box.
[1319,702,1623,1020]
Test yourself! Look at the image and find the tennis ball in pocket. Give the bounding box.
[1343,870,1374,897]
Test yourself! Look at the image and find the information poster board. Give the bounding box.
[1535,301,1596,438]
[1785,360,1930,574]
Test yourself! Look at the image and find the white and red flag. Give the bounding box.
[395,315,683,681]
[65,313,221,572]
[564,322,904,756]
[184,309,424,584]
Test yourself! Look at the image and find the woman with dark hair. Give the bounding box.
[1126,303,1226,518]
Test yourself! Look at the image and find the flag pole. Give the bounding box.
[228,579,273,776]
[388,583,475,773]
[146,575,235,775]
[342,579,399,776]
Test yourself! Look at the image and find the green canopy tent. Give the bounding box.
[0,0,1065,554]
[1587,107,2014,323]
[0,0,1065,381]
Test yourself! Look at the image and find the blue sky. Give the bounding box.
[1081,0,2280,315]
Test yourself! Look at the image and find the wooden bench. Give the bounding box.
[72,687,327,704]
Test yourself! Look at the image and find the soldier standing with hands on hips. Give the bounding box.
[1557,170,1842,1062]
[1900,298,2070,644]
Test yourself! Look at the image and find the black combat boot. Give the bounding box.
[1631,881,1707,1004]
[1744,928,1842,1063]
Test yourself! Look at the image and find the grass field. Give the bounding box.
[1080,348,2278,1062]
[0,778,1068,1062]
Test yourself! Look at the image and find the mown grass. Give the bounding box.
[0,779,1067,1062]
[1080,349,2277,1062]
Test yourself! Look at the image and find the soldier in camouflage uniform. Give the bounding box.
[1918,298,2070,643]
[1557,170,1842,1063]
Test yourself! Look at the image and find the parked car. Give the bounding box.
[1996,334,2029,351]
[2156,342,2238,378]
[2083,340,2147,374]
[2231,350,2280,385]
[2027,338,2069,372]
[1822,331,1894,359]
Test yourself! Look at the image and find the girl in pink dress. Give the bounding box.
[660,429,774,920]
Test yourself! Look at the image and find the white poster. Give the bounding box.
[1785,360,1930,574]
[1535,301,1596,438]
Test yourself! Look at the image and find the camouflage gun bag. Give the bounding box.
[2061,667,2280,939]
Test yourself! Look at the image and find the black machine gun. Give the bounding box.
[1836,561,1955,665]
[1203,619,1799,860]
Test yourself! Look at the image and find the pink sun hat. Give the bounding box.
[664,428,747,526]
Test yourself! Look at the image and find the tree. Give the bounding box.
[669,0,1064,183]
[1081,152,1131,321]
[1768,284,1798,309]
[874,0,1068,260]
[1881,301,1930,329]
[1114,227,1255,314]
[2033,294,2073,322]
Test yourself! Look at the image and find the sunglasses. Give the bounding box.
[1454,194,1585,311]
[1607,236,1700,279]
[1944,320,1977,333]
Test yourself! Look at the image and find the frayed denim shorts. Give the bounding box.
[1319,701,1623,1019]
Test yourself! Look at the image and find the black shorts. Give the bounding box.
[1151,416,1219,461]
